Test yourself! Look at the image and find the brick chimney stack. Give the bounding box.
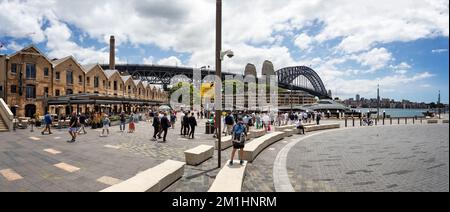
[109,35,115,70]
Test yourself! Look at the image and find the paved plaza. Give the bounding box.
[0,115,448,192]
[284,125,449,192]
[0,118,226,192]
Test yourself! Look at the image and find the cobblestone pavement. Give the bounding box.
[0,114,447,192]
[286,125,449,192]
[0,117,222,192]
[242,134,302,192]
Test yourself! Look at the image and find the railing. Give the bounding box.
[343,116,435,128]
[0,98,14,131]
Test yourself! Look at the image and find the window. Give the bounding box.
[120,84,122,90]
[113,81,117,91]
[87,77,91,85]
[11,64,18,74]
[44,87,49,96]
[103,80,106,87]
[44,68,49,77]
[66,89,73,95]
[66,70,73,85]
[0,85,2,92]
[55,89,60,96]
[94,77,99,88]
[128,86,131,94]
[56,72,60,80]
[26,85,36,99]
[109,81,111,88]
[78,75,83,84]
[11,85,17,93]
[26,64,36,79]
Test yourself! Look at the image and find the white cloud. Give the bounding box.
[44,19,113,64]
[294,33,313,51]
[325,72,435,98]
[0,1,48,43]
[6,41,24,51]
[390,62,412,74]
[143,56,154,65]
[351,48,392,72]
[0,0,447,101]
[157,56,183,66]
[432,49,448,53]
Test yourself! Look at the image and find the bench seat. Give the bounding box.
[101,160,185,192]
[184,145,214,166]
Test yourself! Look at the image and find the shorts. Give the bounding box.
[232,141,245,149]
[103,125,109,130]
[232,134,245,149]
[69,127,77,133]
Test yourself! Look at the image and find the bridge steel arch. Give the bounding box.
[276,66,330,99]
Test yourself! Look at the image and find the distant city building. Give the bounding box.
[341,95,437,109]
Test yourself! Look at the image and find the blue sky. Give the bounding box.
[0,0,448,103]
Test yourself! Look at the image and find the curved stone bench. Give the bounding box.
[215,136,233,150]
[215,130,267,150]
[208,160,247,192]
[274,125,295,132]
[242,132,285,162]
[248,129,266,139]
[184,145,214,166]
[427,120,438,124]
[101,160,185,192]
[304,124,340,133]
[283,129,295,137]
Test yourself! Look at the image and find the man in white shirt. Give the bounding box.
[296,118,305,135]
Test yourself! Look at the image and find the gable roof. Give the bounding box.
[142,81,150,88]
[104,69,121,79]
[121,75,132,83]
[82,64,97,73]
[8,45,52,63]
[133,80,144,87]
[51,56,85,72]
[82,64,108,79]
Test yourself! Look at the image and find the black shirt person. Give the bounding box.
[152,115,161,141]
[182,113,190,136]
[160,113,170,142]
[188,113,197,139]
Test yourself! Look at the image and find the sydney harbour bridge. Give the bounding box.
[101,61,330,99]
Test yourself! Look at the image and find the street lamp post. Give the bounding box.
[216,0,223,168]
[290,85,293,114]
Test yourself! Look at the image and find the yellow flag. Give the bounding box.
[201,83,215,98]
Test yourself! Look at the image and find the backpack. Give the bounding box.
[234,124,245,136]
[225,116,233,125]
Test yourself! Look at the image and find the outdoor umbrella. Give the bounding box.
[159,105,172,111]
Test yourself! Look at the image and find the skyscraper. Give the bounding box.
[356,94,361,102]
[438,90,441,105]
